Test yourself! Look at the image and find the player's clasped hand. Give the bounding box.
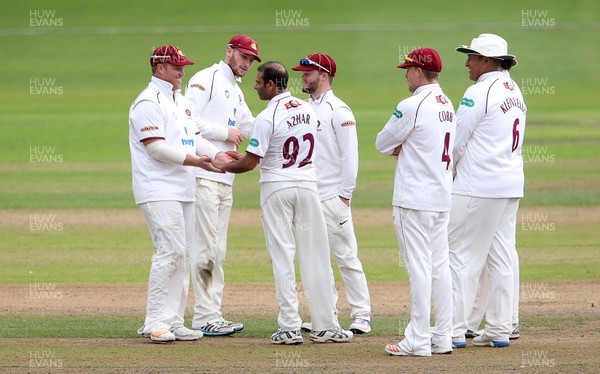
[225,151,244,160]
[227,128,244,147]
[211,151,238,172]
[195,155,223,173]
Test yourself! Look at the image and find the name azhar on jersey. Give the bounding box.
[287,113,311,129]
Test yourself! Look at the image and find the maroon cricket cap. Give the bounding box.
[292,53,337,77]
[228,35,261,62]
[397,48,442,73]
[150,45,194,66]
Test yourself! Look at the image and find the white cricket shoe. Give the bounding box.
[150,329,175,343]
[475,324,519,339]
[431,343,452,354]
[385,343,410,356]
[473,332,510,348]
[349,318,371,334]
[171,325,203,341]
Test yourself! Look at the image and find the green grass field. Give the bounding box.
[1,0,599,372]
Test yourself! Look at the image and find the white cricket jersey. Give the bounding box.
[376,83,456,212]
[453,71,527,198]
[246,92,318,184]
[307,90,359,201]
[129,76,199,204]
[185,61,254,185]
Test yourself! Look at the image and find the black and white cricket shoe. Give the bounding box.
[271,329,303,345]
[193,321,235,336]
[309,326,353,343]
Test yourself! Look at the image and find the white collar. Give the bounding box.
[218,61,242,83]
[150,76,179,101]
[412,83,440,96]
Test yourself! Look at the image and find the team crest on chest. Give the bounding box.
[225,90,230,98]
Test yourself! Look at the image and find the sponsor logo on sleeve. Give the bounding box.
[190,83,205,91]
[340,120,355,127]
[393,108,403,118]
[249,138,259,147]
[141,126,159,132]
[460,97,475,107]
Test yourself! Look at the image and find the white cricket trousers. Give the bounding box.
[393,207,452,356]
[321,196,371,319]
[139,200,194,334]
[191,178,233,326]
[466,249,520,331]
[449,195,519,341]
[261,181,337,332]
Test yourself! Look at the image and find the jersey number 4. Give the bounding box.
[282,134,315,168]
[442,132,451,170]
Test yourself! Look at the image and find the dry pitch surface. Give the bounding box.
[1,208,599,373]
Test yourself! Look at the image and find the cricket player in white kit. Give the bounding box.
[222,62,353,345]
[129,45,230,343]
[291,53,372,334]
[376,48,456,356]
[449,34,526,348]
[184,35,260,336]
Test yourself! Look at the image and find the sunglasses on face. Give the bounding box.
[299,58,330,73]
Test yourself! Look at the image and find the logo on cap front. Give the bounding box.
[251,42,257,51]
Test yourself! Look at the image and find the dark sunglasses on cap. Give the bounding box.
[404,54,425,66]
[299,58,330,73]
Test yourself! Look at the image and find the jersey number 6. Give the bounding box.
[282,133,315,169]
[512,118,520,152]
